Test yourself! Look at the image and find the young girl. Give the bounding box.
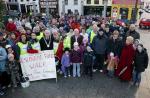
[6,54,20,88]
[132,44,149,86]
[61,48,71,78]
[105,52,118,77]
[70,42,82,77]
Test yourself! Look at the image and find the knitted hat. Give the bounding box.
[5,45,12,49]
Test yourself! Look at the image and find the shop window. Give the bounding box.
[21,0,24,2]
[74,0,78,5]
[65,0,68,5]
[87,0,91,4]
[94,0,99,4]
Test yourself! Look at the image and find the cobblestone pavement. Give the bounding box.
[1,29,150,98]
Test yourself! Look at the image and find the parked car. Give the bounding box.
[139,18,150,29]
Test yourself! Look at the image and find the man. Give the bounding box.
[92,29,108,72]
[6,18,16,32]
[126,24,140,40]
[71,29,83,49]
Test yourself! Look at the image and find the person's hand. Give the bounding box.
[80,62,82,65]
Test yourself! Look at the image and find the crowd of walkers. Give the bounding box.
[0,14,149,95]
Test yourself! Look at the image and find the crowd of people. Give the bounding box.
[0,14,149,95]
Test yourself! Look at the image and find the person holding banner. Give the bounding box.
[27,33,41,53]
[16,33,28,60]
[40,29,54,51]
[115,36,135,82]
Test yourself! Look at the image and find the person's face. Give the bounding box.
[137,45,143,52]
[99,31,104,36]
[65,51,69,55]
[11,33,16,39]
[31,33,37,39]
[130,26,135,31]
[126,39,132,45]
[134,40,139,46]
[113,34,119,39]
[105,28,109,32]
[93,25,97,32]
[74,29,79,36]
[8,48,13,53]
[0,36,3,40]
[44,31,51,37]
[101,24,105,29]
[21,35,26,42]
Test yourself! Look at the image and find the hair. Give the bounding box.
[137,44,144,48]
[64,48,70,53]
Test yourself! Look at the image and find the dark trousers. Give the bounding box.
[94,54,105,70]
[0,72,11,87]
[84,66,93,77]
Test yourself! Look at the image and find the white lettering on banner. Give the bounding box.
[20,50,57,81]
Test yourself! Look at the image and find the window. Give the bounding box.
[74,0,78,5]
[94,0,99,4]
[87,0,91,4]
[21,0,23,2]
[65,0,68,5]
[9,0,11,2]
[15,0,17,2]
[26,0,29,1]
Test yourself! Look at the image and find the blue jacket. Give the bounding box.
[0,47,7,72]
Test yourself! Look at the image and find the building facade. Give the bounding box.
[83,0,112,16]
[5,0,40,14]
[59,0,83,16]
[111,0,141,20]
[40,0,59,17]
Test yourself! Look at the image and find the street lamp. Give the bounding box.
[62,0,65,15]
[103,0,108,18]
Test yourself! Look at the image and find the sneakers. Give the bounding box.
[100,70,103,73]
[64,76,67,78]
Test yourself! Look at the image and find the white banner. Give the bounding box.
[20,50,57,81]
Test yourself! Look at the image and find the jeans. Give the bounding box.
[64,66,71,76]
[132,70,142,84]
[73,63,80,77]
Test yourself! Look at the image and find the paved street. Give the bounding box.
[1,29,150,98]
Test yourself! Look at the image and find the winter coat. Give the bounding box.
[6,60,20,74]
[83,51,94,66]
[6,23,17,32]
[126,30,140,40]
[70,49,83,63]
[107,38,123,57]
[71,35,83,49]
[61,54,70,67]
[92,34,108,55]
[0,47,7,72]
[39,35,54,51]
[134,49,149,72]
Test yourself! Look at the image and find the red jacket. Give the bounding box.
[6,23,17,32]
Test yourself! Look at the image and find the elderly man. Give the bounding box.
[71,29,83,49]
[126,24,140,40]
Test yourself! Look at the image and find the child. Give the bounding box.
[132,44,149,86]
[83,46,94,79]
[61,48,71,78]
[105,52,118,77]
[70,42,82,77]
[6,54,20,88]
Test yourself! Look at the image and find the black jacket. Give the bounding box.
[83,51,94,66]
[126,30,140,40]
[107,37,123,58]
[39,35,54,51]
[71,35,83,49]
[134,49,149,72]
[92,34,108,54]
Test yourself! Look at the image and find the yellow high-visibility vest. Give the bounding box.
[63,36,71,49]
[37,32,44,40]
[17,42,28,55]
[90,31,96,43]
[31,42,41,51]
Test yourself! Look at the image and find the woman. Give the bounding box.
[107,30,123,58]
[115,36,135,81]
[27,33,41,53]
[39,29,54,51]
[16,33,28,60]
